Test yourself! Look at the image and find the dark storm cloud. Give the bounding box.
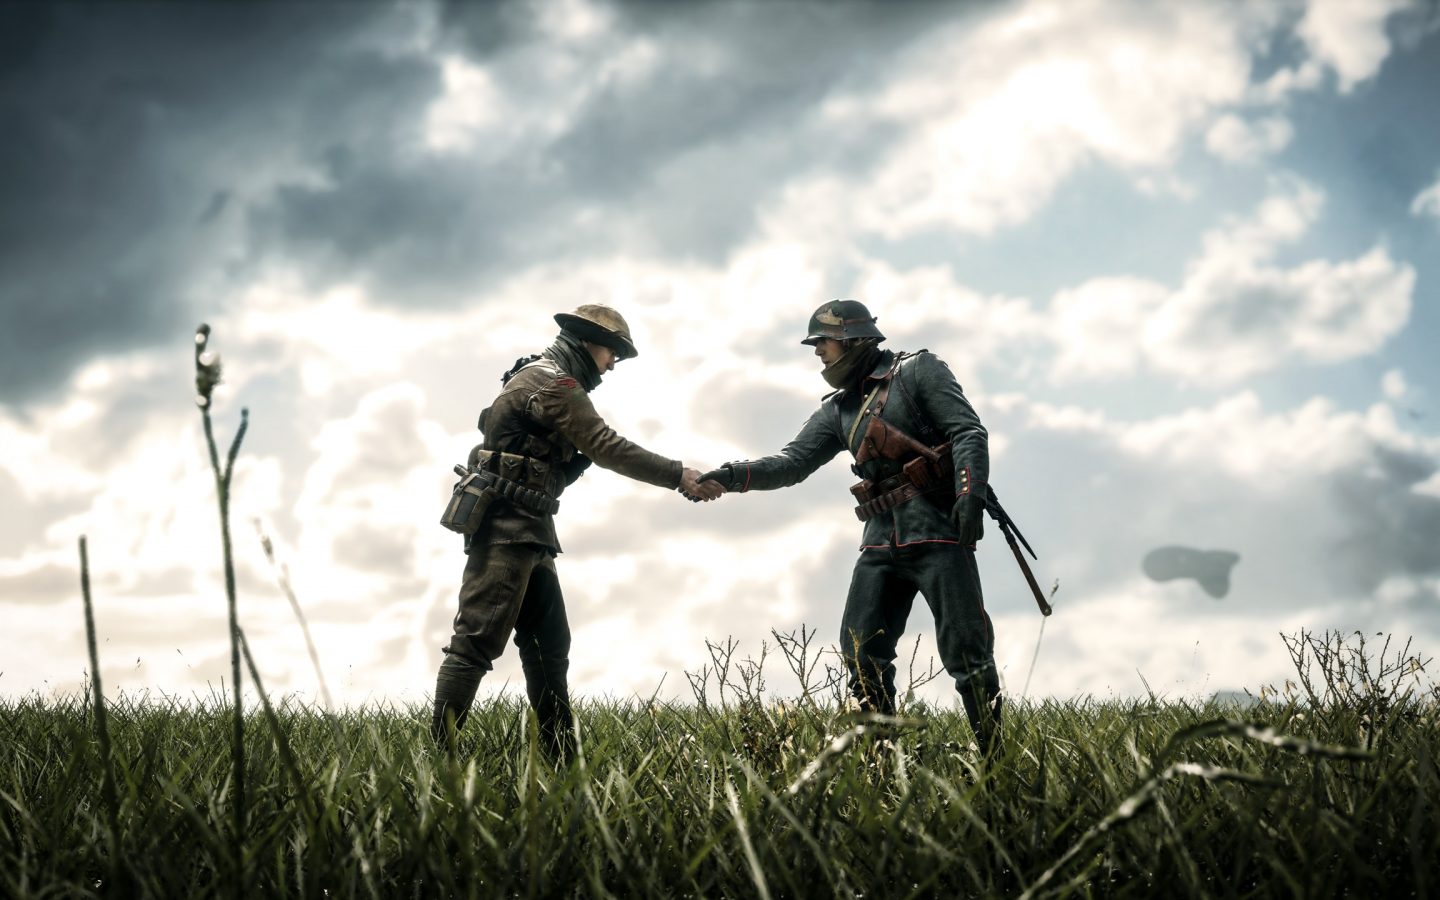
[995,402,1440,626]
[0,2,436,405]
[5,0,1433,429]
[1328,443,1440,592]
[3,0,977,404]
[255,0,964,303]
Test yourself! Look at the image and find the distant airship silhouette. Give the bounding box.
[1141,546,1241,598]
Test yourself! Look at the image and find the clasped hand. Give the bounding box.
[679,466,726,502]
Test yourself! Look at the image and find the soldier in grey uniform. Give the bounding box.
[700,300,1002,755]
[433,304,722,755]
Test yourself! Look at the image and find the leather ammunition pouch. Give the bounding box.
[440,468,500,535]
[440,448,561,535]
[851,442,952,523]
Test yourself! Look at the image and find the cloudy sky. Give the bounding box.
[3,0,1438,709]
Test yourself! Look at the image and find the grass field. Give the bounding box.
[5,331,1432,897]
[2,629,1437,898]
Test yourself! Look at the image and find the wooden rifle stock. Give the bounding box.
[1001,522,1051,616]
[986,489,1051,616]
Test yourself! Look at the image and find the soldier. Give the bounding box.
[433,304,723,756]
[700,300,1002,755]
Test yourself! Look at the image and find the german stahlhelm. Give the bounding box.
[801,299,885,345]
[554,304,639,359]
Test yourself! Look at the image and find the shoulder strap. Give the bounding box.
[500,353,546,385]
[845,354,904,453]
[845,381,884,451]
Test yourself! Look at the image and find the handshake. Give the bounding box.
[677,464,736,503]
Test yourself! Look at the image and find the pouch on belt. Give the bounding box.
[524,458,552,494]
[440,465,499,535]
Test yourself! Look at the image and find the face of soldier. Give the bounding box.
[812,337,845,367]
[586,342,619,373]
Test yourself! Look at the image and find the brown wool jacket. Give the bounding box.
[471,357,682,553]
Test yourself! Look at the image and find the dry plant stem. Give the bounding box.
[254,520,334,711]
[237,629,311,811]
[202,407,248,847]
[905,634,942,706]
[1021,580,1060,699]
[78,536,123,888]
[196,324,249,896]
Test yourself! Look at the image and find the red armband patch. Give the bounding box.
[554,377,579,390]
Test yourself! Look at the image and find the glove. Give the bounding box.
[698,464,740,491]
[562,453,593,486]
[952,493,987,545]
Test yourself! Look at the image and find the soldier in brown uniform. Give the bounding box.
[432,304,722,755]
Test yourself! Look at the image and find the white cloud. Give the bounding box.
[420,0,661,158]
[1152,244,1412,381]
[1050,278,1170,379]
[1248,59,1327,105]
[1003,383,1440,600]
[7,259,1436,704]
[844,260,1047,389]
[1298,0,1417,92]
[1412,172,1440,222]
[1049,179,1414,383]
[1381,368,1409,401]
[796,0,1266,241]
[1204,113,1295,163]
[5,0,1436,709]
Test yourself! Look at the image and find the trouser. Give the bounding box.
[431,541,573,758]
[839,541,1002,754]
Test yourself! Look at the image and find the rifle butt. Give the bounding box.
[1006,531,1052,616]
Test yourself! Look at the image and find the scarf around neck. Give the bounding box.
[821,340,883,390]
[542,329,603,392]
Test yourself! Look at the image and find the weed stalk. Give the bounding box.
[194,323,250,896]
[78,536,124,889]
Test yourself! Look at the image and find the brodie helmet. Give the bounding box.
[801,299,885,346]
[553,304,639,359]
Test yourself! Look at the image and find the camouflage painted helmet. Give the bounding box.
[801,299,885,345]
[554,303,639,359]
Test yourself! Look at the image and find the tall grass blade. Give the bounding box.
[78,536,124,889]
[237,628,310,806]
[253,519,334,711]
[1021,580,1059,698]
[1156,718,1377,766]
[725,776,772,900]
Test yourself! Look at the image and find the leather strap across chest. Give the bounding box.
[845,355,904,453]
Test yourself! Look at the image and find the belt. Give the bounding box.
[854,478,939,522]
[472,468,561,516]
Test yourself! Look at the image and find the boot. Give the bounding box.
[960,685,1003,761]
[536,696,575,764]
[430,654,484,750]
[523,662,575,764]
